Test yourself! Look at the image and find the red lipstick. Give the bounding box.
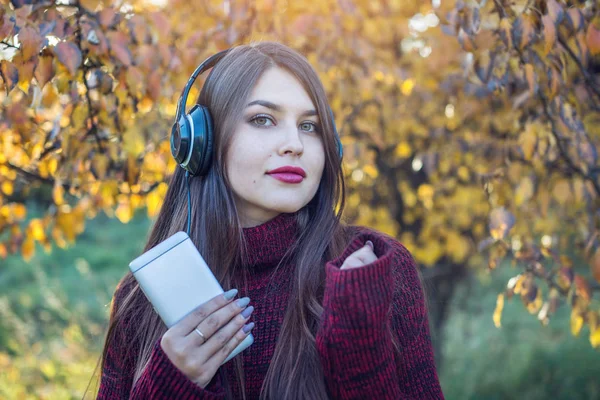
[266,166,306,184]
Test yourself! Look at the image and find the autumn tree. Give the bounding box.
[1,0,599,367]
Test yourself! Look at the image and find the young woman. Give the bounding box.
[97,42,444,399]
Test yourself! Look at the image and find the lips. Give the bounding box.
[266,166,306,184]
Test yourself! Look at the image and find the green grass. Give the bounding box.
[0,210,151,399]
[440,266,600,400]
[1,211,599,399]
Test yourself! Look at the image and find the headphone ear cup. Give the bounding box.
[183,104,214,176]
[170,116,191,166]
[198,105,214,176]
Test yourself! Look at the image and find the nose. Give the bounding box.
[278,121,304,156]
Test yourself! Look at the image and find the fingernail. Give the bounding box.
[243,322,255,334]
[241,305,254,319]
[366,240,374,250]
[223,289,238,300]
[236,297,250,308]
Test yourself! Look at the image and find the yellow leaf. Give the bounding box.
[53,184,64,205]
[1,181,13,195]
[552,179,571,205]
[417,184,435,201]
[519,123,537,160]
[40,360,56,379]
[446,230,470,263]
[52,227,68,249]
[414,240,444,266]
[493,293,504,328]
[13,204,26,220]
[146,190,162,218]
[363,164,379,179]
[56,209,77,242]
[116,200,133,223]
[29,218,45,241]
[21,236,35,261]
[123,125,145,155]
[591,326,600,348]
[570,309,584,336]
[92,154,109,180]
[400,79,414,96]
[515,176,534,206]
[395,141,412,158]
[48,158,58,176]
[526,286,543,314]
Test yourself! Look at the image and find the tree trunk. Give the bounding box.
[420,261,468,370]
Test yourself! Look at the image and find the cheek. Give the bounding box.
[227,135,264,183]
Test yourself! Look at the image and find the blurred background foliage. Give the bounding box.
[0,0,599,398]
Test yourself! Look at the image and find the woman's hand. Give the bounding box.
[340,240,378,270]
[160,289,255,389]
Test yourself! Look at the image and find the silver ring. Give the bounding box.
[194,328,206,343]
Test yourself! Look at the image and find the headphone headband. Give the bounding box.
[175,49,231,124]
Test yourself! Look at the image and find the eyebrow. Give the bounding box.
[246,100,318,117]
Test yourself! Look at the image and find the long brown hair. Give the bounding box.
[100,42,352,399]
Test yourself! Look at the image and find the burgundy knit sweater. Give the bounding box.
[97,212,444,399]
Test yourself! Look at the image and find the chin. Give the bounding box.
[271,204,304,214]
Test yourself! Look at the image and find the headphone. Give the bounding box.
[170,48,344,177]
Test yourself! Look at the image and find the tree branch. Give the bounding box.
[5,162,55,186]
[538,91,600,196]
[73,0,105,153]
[0,41,19,50]
[557,32,600,101]
[512,45,600,196]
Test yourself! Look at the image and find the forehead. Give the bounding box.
[248,67,315,110]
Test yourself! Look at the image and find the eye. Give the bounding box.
[300,121,319,133]
[250,114,275,127]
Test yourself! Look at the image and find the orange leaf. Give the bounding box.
[592,249,600,284]
[107,31,133,67]
[0,60,19,92]
[0,243,7,259]
[458,27,475,52]
[546,0,563,25]
[548,67,561,99]
[586,23,600,56]
[126,66,145,97]
[21,236,35,261]
[542,14,556,56]
[499,18,512,49]
[147,69,161,101]
[574,274,591,303]
[0,13,16,41]
[54,42,82,76]
[35,55,55,88]
[17,57,35,85]
[576,31,588,67]
[517,15,536,50]
[524,63,536,95]
[99,8,119,29]
[565,8,584,32]
[18,26,43,60]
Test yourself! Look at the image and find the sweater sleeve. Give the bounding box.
[97,280,225,399]
[316,230,445,400]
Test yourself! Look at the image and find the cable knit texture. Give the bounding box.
[97,212,444,399]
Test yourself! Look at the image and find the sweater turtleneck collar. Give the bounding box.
[242,212,299,269]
